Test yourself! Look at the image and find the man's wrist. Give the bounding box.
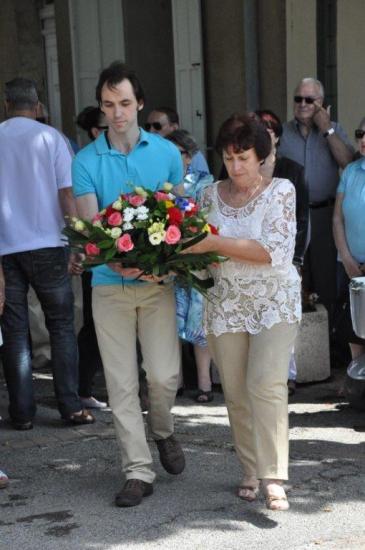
[323,127,335,138]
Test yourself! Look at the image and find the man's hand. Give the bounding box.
[68,252,84,276]
[312,102,332,133]
[107,263,143,278]
[107,263,170,283]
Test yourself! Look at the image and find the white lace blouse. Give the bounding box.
[202,178,302,336]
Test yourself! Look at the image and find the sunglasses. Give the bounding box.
[145,122,162,131]
[355,129,365,139]
[294,96,318,104]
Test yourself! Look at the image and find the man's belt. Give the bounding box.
[309,198,335,209]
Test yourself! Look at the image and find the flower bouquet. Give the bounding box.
[63,183,223,295]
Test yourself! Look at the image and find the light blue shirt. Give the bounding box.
[337,157,365,263]
[188,150,209,175]
[72,129,183,285]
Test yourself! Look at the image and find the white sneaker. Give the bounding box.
[80,396,108,409]
[0,469,9,489]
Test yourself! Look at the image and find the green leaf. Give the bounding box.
[97,239,115,249]
[104,248,117,261]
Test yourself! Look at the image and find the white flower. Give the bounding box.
[136,206,149,220]
[123,207,135,222]
[104,228,112,236]
[110,227,122,239]
[148,222,165,235]
[163,182,173,192]
[149,232,164,245]
[92,220,102,228]
[74,220,85,231]
[123,221,133,231]
[112,199,123,211]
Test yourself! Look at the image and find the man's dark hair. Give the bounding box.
[153,106,179,125]
[216,113,271,161]
[255,109,283,138]
[76,106,105,140]
[5,78,38,110]
[95,61,145,104]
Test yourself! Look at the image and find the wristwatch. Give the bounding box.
[323,127,335,138]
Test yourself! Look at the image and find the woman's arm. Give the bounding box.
[333,193,362,278]
[184,233,271,263]
[185,180,296,266]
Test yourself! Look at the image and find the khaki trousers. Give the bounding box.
[208,322,298,480]
[93,283,180,483]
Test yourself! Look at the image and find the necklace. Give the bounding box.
[228,174,263,207]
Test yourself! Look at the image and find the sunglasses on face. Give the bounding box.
[355,129,365,139]
[145,122,162,131]
[294,96,318,105]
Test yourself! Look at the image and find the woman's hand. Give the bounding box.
[182,233,216,254]
[343,256,362,279]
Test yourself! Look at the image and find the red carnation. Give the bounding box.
[167,207,184,226]
[209,224,219,235]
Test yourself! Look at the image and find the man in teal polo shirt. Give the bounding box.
[72,62,184,507]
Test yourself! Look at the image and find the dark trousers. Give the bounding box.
[78,271,103,397]
[303,205,337,327]
[0,248,82,422]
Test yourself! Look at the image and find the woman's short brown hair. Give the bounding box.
[215,113,271,161]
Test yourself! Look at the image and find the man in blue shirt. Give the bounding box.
[72,62,184,507]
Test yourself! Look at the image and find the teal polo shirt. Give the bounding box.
[337,157,365,263]
[72,128,183,286]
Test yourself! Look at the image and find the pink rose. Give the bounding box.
[165,224,181,245]
[154,191,170,201]
[128,194,146,207]
[108,212,123,226]
[85,242,100,256]
[117,234,134,252]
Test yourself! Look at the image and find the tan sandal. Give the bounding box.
[262,482,289,511]
[238,485,260,502]
[265,493,289,511]
[237,476,260,502]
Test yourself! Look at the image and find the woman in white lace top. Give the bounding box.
[184,114,301,511]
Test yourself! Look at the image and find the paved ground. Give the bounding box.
[0,367,364,550]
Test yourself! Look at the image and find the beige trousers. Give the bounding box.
[92,283,180,483]
[207,322,298,480]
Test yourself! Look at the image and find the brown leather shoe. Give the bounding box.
[115,479,153,507]
[155,435,185,475]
